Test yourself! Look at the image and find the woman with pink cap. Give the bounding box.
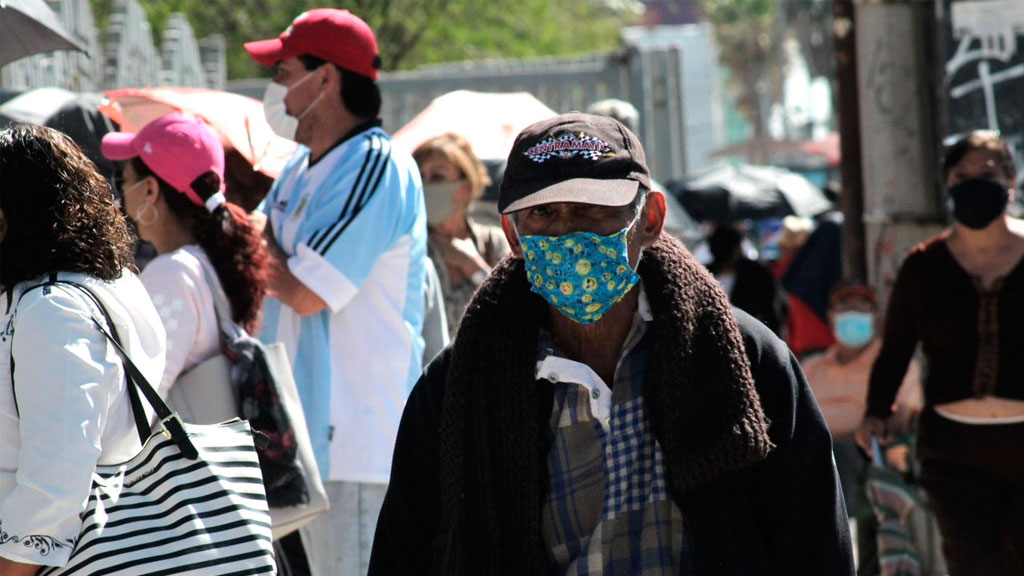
[101,113,269,396]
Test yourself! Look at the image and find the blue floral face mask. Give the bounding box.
[518,212,641,324]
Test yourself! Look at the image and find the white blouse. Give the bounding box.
[139,245,222,396]
[0,271,166,567]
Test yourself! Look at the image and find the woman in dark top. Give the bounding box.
[855,130,1024,576]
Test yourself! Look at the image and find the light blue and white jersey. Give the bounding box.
[260,124,426,484]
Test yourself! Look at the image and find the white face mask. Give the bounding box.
[262,69,324,141]
[423,180,468,226]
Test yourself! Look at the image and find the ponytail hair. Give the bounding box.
[132,158,268,333]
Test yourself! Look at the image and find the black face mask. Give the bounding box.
[949,178,1010,230]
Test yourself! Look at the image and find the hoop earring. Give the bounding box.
[135,203,158,226]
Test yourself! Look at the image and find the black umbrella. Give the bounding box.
[45,92,118,176]
[0,0,87,67]
[670,164,833,222]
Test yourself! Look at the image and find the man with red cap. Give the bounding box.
[245,10,427,575]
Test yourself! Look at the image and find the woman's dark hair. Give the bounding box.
[943,130,1017,182]
[224,149,274,212]
[132,157,268,333]
[0,125,135,287]
[708,225,743,269]
[298,54,382,119]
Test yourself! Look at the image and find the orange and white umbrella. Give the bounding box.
[99,87,297,178]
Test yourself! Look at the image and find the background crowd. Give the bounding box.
[1,5,1023,576]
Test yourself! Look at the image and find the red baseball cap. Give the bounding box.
[244,9,380,80]
[101,114,225,209]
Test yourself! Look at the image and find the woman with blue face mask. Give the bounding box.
[855,130,1024,576]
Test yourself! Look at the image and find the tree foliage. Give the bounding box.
[89,0,638,79]
[781,0,833,81]
[700,0,783,141]
[701,0,836,146]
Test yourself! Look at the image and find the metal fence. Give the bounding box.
[370,25,723,184]
[3,2,723,184]
[1,0,225,93]
[230,26,724,184]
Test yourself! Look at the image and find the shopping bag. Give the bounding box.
[168,263,328,539]
[866,436,922,576]
[34,281,277,575]
[40,419,277,576]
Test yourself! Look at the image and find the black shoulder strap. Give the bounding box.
[8,275,62,418]
[11,277,198,459]
[58,281,152,446]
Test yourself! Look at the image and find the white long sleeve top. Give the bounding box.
[139,245,222,397]
[0,271,166,567]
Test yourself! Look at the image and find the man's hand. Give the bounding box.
[433,234,489,284]
[264,228,327,317]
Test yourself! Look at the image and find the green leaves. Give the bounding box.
[90,0,640,80]
[699,0,784,137]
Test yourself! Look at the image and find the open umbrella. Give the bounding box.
[0,0,87,67]
[670,164,833,222]
[0,89,115,175]
[391,90,558,161]
[98,87,297,178]
[0,86,77,126]
[46,92,118,176]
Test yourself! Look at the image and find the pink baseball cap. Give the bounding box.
[102,114,225,209]
[244,9,380,80]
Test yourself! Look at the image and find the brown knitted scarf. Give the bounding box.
[434,234,774,575]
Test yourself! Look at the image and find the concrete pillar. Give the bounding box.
[856,0,946,304]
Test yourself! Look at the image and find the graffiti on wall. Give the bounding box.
[946,0,1024,186]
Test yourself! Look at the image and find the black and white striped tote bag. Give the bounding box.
[39,420,276,576]
[34,281,276,576]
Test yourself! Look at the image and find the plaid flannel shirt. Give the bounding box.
[538,285,687,575]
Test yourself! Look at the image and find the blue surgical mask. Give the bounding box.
[518,212,641,324]
[834,311,874,348]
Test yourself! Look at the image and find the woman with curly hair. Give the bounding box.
[413,133,509,333]
[101,114,269,395]
[0,125,167,574]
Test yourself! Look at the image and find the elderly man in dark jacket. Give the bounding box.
[369,113,854,575]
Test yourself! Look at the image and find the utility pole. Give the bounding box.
[854,1,944,305]
[832,0,867,283]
